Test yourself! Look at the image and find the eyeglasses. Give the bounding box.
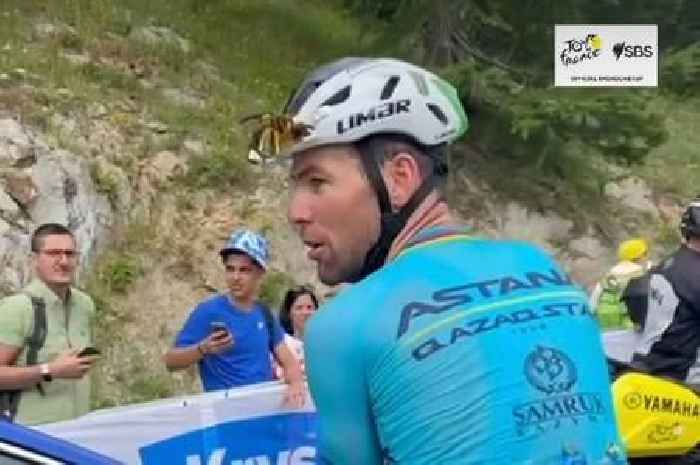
[38,249,79,259]
[239,113,312,163]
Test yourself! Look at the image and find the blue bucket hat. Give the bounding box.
[219,229,269,270]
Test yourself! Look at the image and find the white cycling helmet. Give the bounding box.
[244,58,469,283]
[283,57,468,155]
[244,57,468,161]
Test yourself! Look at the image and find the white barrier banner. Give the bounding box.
[39,382,317,465]
[38,334,635,464]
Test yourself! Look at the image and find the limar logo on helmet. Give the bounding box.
[336,99,411,135]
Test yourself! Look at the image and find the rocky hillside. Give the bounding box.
[0,1,697,407]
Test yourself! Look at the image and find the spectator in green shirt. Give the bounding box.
[0,223,98,425]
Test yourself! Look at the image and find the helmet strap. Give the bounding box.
[348,139,436,283]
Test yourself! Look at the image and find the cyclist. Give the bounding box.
[245,57,626,464]
[633,196,700,383]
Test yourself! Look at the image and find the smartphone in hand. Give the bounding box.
[78,346,101,357]
[210,322,229,338]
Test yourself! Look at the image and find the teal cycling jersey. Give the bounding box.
[305,230,627,465]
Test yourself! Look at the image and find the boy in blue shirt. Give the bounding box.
[164,229,304,406]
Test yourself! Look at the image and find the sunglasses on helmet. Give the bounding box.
[240,113,312,163]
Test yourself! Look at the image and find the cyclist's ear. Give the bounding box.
[382,152,422,210]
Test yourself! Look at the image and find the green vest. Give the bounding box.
[595,262,644,330]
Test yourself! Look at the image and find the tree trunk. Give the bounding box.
[424,0,459,66]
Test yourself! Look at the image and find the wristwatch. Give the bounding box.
[39,363,52,382]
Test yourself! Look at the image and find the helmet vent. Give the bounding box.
[380,76,400,100]
[426,103,448,125]
[408,71,429,95]
[321,85,351,107]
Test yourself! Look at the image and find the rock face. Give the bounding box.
[0,111,677,300]
[605,177,659,219]
[494,202,574,246]
[449,173,673,290]
[0,118,113,290]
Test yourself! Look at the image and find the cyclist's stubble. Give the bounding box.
[288,146,381,286]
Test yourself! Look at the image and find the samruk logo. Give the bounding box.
[525,346,577,395]
[513,345,605,436]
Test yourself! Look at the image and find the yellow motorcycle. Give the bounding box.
[613,366,700,464]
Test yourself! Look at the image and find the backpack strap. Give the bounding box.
[24,295,48,396]
[25,295,48,367]
[260,304,277,355]
[0,294,48,421]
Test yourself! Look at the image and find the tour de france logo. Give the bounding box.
[559,33,604,67]
[524,346,577,395]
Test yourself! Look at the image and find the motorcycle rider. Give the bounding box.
[632,196,700,383]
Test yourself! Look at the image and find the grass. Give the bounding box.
[85,221,165,407]
[86,222,152,317]
[92,348,175,409]
[89,162,122,205]
[638,96,700,202]
[1,0,379,193]
[148,0,373,106]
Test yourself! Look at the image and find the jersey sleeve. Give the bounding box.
[305,317,384,465]
[174,305,209,348]
[0,294,32,347]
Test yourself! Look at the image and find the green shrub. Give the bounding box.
[89,162,121,205]
[184,146,251,191]
[259,270,296,311]
[123,351,174,403]
[101,255,142,294]
[662,44,700,97]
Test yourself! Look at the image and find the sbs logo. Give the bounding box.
[612,41,654,60]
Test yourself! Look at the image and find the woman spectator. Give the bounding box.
[274,286,318,379]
